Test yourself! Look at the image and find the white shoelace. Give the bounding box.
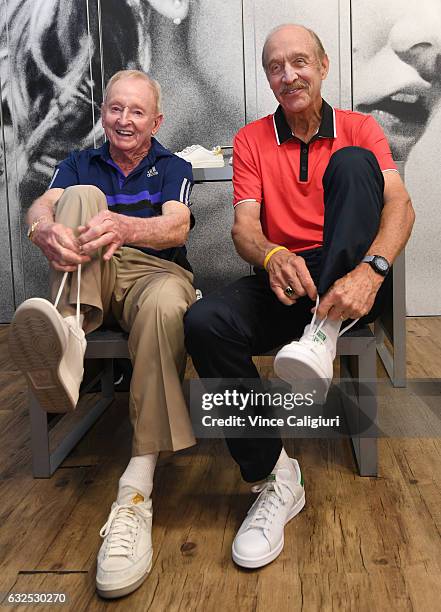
[248,479,290,530]
[177,144,199,155]
[308,295,359,340]
[54,264,81,328]
[100,502,152,556]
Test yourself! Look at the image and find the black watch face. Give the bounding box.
[374,256,389,274]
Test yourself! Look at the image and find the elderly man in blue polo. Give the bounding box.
[8,70,196,599]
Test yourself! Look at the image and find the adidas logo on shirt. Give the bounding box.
[146,166,158,178]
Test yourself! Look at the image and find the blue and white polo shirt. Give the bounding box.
[48,138,193,269]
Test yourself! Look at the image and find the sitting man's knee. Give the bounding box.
[61,185,107,210]
[328,146,379,171]
[55,185,107,220]
[64,184,105,197]
[325,147,383,186]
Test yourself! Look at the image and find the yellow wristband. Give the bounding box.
[263,246,288,270]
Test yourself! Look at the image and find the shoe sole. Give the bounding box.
[274,346,331,403]
[231,491,306,569]
[189,160,225,168]
[96,559,152,599]
[8,298,76,413]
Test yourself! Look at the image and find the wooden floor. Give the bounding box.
[1,319,441,611]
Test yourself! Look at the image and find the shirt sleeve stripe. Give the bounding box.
[47,168,59,190]
[234,198,260,207]
[184,180,192,205]
[179,178,188,203]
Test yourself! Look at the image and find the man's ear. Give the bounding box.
[321,54,330,80]
[152,114,164,135]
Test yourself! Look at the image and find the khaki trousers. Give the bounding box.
[50,185,196,455]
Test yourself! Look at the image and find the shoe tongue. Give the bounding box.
[131,492,144,505]
[265,473,277,490]
[272,467,297,494]
[312,328,327,344]
[303,323,327,345]
[64,316,86,342]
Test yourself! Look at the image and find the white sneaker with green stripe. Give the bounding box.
[232,459,305,568]
[274,296,359,402]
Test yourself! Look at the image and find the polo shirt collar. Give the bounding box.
[91,137,173,168]
[273,99,336,145]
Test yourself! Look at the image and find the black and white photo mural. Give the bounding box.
[352,0,441,314]
[2,0,244,205]
[1,0,247,319]
[1,0,441,320]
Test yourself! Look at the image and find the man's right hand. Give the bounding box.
[266,249,317,305]
[33,222,91,272]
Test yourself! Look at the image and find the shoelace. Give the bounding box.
[178,144,199,155]
[54,264,81,328]
[247,479,290,530]
[307,295,359,341]
[99,502,152,556]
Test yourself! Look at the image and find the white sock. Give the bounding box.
[117,453,158,504]
[273,447,296,479]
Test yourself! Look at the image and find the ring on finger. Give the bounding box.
[284,285,296,298]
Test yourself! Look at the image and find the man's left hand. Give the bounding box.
[77,211,129,261]
[315,264,384,321]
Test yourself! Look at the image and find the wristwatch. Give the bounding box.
[362,255,390,277]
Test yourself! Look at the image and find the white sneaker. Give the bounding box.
[274,298,358,402]
[96,493,153,599]
[274,320,335,402]
[232,459,305,569]
[8,268,86,412]
[175,144,225,168]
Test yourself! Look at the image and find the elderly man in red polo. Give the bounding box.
[185,24,414,570]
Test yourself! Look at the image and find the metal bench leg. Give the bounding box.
[340,341,378,476]
[29,392,51,478]
[30,360,115,478]
[101,358,115,399]
[356,342,378,476]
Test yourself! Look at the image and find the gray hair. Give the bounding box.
[104,70,163,114]
[261,24,326,72]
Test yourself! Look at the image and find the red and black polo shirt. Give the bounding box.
[233,99,397,253]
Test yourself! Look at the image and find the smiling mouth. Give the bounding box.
[282,87,306,97]
[116,129,134,136]
[357,91,430,132]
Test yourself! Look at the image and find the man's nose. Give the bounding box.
[282,63,299,84]
[388,11,441,82]
[119,107,130,124]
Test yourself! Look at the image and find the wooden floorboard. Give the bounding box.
[0,318,441,610]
